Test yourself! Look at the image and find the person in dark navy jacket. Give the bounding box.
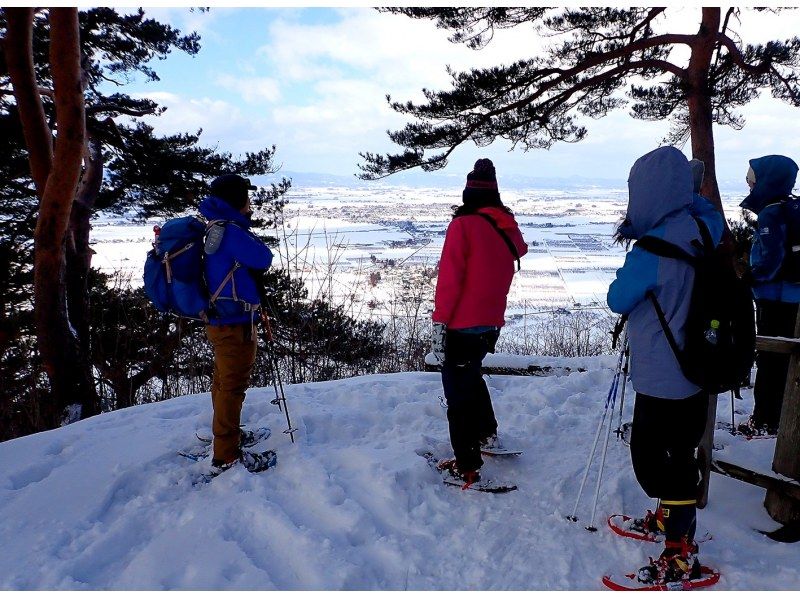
[199,174,274,474]
[607,147,724,585]
[740,155,800,435]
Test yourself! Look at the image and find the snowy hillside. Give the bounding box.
[0,356,797,590]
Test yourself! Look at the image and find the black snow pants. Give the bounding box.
[441,328,500,472]
[754,299,799,432]
[630,391,709,541]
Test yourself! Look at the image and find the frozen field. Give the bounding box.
[91,184,747,322]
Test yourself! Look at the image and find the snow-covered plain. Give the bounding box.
[91,184,748,320]
[1,355,797,590]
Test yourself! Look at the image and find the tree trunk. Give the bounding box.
[686,7,722,213]
[66,137,103,417]
[33,9,89,426]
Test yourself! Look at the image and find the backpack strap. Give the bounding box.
[634,235,697,264]
[645,290,685,369]
[210,261,241,303]
[635,220,713,370]
[474,212,521,271]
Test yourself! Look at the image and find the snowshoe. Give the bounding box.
[178,444,212,462]
[735,419,778,439]
[608,510,664,543]
[195,426,272,448]
[417,450,517,493]
[716,421,777,440]
[609,512,712,544]
[239,449,277,473]
[479,433,522,456]
[602,565,720,591]
[603,539,719,591]
[192,449,277,485]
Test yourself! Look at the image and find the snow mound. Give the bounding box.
[0,359,797,589]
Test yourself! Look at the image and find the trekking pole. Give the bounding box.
[568,326,627,524]
[586,337,627,531]
[260,308,298,443]
[614,343,630,439]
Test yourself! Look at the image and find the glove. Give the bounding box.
[250,268,270,306]
[431,322,446,362]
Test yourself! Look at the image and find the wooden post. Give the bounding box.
[696,394,717,509]
[764,311,800,524]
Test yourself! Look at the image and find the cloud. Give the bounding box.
[128,7,800,180]
[215,74,282,104]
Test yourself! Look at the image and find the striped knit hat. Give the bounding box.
[462,158,502,209]
[465,158,498,191]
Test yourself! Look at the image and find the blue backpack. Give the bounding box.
[143,216,230,321]
[781,195,800,282]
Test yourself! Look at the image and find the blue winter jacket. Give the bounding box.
[607,147,725,399]
[739,155,800,303]
[199,195,273,325]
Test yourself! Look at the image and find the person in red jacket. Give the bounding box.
[432,158,528,484]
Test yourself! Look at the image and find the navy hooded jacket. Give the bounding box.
[607,147,724,399]
[199,195,273,325]
[740,155,800,303]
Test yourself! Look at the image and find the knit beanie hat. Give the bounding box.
[462,158,501,208]
[209,174,256,210]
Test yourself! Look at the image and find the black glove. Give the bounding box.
[250,268,269,306]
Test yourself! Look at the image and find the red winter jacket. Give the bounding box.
[432,206,528,329]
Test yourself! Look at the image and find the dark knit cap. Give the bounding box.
[462,158,501,208]
[209,174,256,210]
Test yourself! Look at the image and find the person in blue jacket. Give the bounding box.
[607,147,724,586]
[199,174,274,475]
[740,155,800,435]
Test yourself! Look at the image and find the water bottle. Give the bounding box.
[152,225,161,252]
[704,319,720,345]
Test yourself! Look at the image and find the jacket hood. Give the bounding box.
[740,155,799,214]
[198,195,252,228]
[625,146,693,240]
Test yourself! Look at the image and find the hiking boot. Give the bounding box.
[436,458,481,484]
[479,433,504,451]
[209,457,237,477]
[637,539,701,585]
[239,449,277,473]
[631,508,665,537]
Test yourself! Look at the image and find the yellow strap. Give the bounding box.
[661,499,697,506]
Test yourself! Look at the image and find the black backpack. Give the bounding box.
[635,218,755,394]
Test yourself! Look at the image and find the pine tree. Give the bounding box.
[0,8,287,431]
[360,7,800,211]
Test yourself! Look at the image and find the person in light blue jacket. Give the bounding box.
[607,147,724,586]
[740,155,800,435]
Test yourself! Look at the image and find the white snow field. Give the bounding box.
[1,356,797,590]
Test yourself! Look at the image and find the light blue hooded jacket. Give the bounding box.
[607,147,725,399]
[739,155,800,303]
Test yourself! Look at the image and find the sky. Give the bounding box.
[115,6,800,187]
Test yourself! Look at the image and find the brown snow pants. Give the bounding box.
[206,322,258,464]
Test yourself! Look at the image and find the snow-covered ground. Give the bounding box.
[1,355,796,590]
